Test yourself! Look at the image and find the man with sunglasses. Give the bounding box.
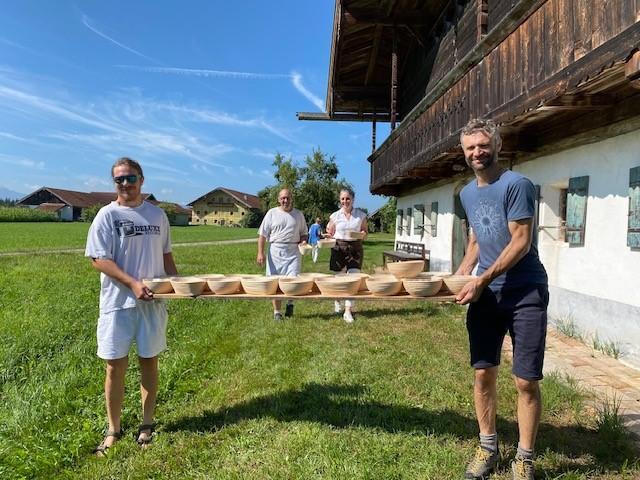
[85,157,178,455]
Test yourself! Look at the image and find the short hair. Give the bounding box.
[112,157,144,178]
[339,187,355,199]
[460,118,502,149]
[315,217,321,222]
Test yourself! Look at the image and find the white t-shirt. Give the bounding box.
[85,201,172,313]
[258,207,308,243]
[330,208,367,240]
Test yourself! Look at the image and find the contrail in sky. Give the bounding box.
[81,14,160,64]
[116,65,290,80]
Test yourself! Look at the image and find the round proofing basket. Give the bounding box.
[335,272,369,292]
[170,276,207,296]
[207,276,242,295]
[298,244,313,256]
[279,277,314,296]
[442,275,476,294]
[365,277,403,296]
[317,238,336,249]
[240,276,280,295]
[298,272,332,292]
[386,260,425,279]
[402,278,443,297]
[345,230,365,240]
[315,276,361,296]
[142,277,174,294]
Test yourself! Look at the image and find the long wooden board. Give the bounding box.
[154,291,457,302]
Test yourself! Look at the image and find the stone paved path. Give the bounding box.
[504,328,640,441]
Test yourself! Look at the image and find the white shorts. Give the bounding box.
[97,301,168,360]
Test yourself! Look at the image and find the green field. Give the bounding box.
[0,226,637,479]
[0,223,257,253]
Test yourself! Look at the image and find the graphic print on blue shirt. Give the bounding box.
[460,170,547,291]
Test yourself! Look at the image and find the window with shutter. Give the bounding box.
[396,209,403,234]
[430,201,439,237]
[405,208,412,234]
[413,205,424,235]
[566,176,589,246]
[628,166,640,248]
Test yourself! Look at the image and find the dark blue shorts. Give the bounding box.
[466,284,549,380]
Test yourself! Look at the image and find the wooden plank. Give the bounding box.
[592,0,607,49]
[557,0,575,69]
[543,1,559,77]
[154,292,457,302]
[529,7,545,87]
[573,0,592,60]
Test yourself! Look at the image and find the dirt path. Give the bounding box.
[0,237,257,257]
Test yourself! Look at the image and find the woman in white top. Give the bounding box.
[326,187,368,323]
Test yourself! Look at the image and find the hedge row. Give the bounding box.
[0,207,60,222]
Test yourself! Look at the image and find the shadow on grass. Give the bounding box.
[164,382,637,474]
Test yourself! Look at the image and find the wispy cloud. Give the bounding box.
[116,65,290,80]
[0,153,45,169]
[80,175,111,188]
[81,15,159,64]
[291,71,324,111]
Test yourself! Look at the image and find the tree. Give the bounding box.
[83,204,103,222]
[239,209,264,228]
[376,196,397,233]
[258,148,352,224]
[158,202,177,225]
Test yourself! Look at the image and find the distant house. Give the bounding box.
[188,187,261,226]
[17,187,190,224]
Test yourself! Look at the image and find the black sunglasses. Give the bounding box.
[113,174,139,184]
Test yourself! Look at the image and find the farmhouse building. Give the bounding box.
[18,187,190,225]
[187,187,261,226]
[300,1,640,366]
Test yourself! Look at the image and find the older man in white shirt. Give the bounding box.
[256,188,308,321]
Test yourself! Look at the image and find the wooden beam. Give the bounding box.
[365,26,383,87]
[391,29,398,130]
[625,50,640,81]
[297,112,392,122]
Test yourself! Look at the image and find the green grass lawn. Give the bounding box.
[0,237,637,479]
[0,223,257,252]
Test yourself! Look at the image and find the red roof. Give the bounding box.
[18,187,155,208]
[36,202,66,212]
[187,187,261,209]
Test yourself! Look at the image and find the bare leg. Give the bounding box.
[272,299,282,312]
[138,355,159,442]
[104,357,128,447]
[514,376,541,450]
[474,367,498,434]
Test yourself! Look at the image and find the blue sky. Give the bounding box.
[0,1,390,210]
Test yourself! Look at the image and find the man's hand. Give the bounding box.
[256,252,265,266]
[455,277,487,305]
[132,280,154,301]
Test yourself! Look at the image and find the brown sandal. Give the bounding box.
[136,423,155,447]
[94,429,123,457]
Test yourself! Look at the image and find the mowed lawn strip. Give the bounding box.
[0,223,257,253]
[0,238,637,479]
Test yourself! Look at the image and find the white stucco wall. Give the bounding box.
[394,128,640,367]
[396,182,465,273]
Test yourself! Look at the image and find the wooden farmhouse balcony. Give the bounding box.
[368,1,640,195]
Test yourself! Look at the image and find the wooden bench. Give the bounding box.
[383,241,429,270]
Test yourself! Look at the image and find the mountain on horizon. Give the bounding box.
[0,187,26,200]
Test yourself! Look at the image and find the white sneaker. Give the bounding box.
[334,301,343,314]
[343,311,354,323]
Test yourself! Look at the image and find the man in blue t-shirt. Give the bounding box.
[455,119,548,480]
[308,217,323,263]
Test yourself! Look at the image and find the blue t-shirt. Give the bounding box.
[460,169,547,292]
[308,223,322,245]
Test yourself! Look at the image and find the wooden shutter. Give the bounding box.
[566,176,589,246]
[413,204,424,235]
[405,208,412,234]
[628,166,640,248]
[430,201,438,237]
[396,209,403,234]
